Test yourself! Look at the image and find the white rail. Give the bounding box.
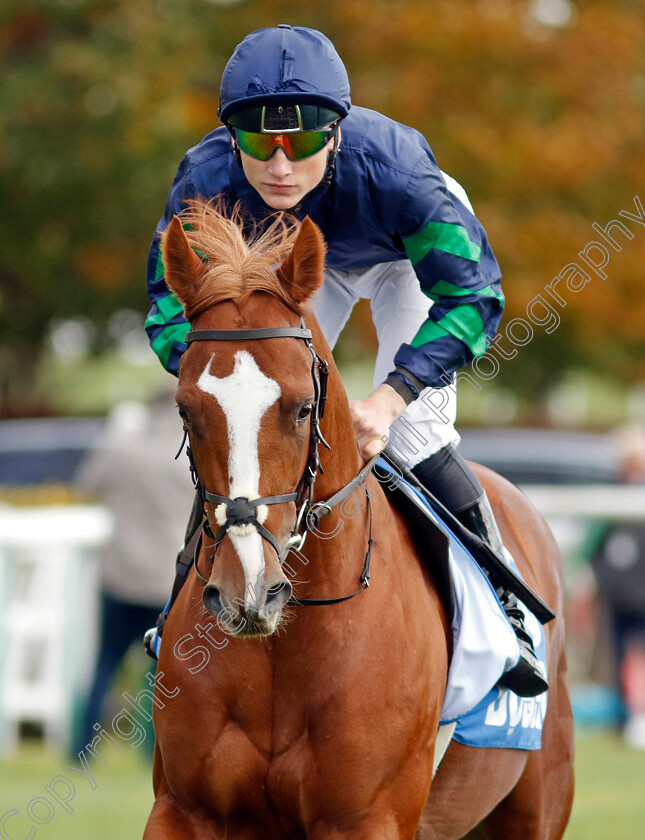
[0,506,111,753]
[523,484,645,521]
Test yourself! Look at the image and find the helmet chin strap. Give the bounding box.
[226,124,243,167]
[320,122,341,189]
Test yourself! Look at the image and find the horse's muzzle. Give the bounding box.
[203,578,292,636]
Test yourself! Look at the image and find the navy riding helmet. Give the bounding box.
[218,24,352,135]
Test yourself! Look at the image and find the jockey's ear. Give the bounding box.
[277,216,326,306]
[161,215,207,311]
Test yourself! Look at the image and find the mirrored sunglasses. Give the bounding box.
[235,128,334,162]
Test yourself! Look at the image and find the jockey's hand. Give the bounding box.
[349,384,407,462]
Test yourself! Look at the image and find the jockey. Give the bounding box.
[145,25,547,697]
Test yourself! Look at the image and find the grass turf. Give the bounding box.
[0,729,643,837]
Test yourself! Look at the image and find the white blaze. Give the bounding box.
[197,350,281,605]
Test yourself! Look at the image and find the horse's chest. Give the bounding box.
[161,594,445,827]
[211,689,432,826]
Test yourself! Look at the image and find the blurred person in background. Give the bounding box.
[71,392,193,757]
[144,24,546,696]
[589,425,645,748]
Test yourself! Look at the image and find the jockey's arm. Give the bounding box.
[349,167,503,462]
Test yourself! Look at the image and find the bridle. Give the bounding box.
[180,320,373,606]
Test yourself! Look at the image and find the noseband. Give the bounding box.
[180,320,373,606]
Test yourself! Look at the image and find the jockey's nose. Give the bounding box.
[268,146,292,174]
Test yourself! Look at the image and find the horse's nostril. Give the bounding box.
[203,584,223,616]
[265,579,292,604]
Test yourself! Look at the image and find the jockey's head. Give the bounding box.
[218,25,351,209]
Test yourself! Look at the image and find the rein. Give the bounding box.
[182,321,374,606]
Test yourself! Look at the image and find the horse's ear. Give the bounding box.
[277,216,326,306]
[161,215,207,310]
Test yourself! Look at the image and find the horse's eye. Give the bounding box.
[295,404,313,425]
[177,404,191,428]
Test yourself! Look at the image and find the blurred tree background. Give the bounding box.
[1,0,644,423]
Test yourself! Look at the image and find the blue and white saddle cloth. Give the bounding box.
[376,459,547,752]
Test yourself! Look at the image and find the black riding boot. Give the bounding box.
[412,445,548,698]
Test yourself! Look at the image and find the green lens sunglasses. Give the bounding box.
[235,127,335,162]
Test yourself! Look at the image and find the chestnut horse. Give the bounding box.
[143,200,574,840]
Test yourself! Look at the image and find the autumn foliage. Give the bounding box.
[1,0,644,412]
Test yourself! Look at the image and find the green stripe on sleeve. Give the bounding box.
[427,279,504,306]
[411,304,488,357]
[145,292,188,369]
[404,221,482,266]
[145,293,185,329]
[154,249,166,282]
[150,321,190,369]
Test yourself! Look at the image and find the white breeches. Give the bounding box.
[312,258,460,467]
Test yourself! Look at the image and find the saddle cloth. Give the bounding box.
[375,458,547,751]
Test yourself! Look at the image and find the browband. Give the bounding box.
[186,327,312,342]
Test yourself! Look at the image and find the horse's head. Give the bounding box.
[163,200,327,636]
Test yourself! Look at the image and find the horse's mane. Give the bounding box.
[171,198,303,321]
